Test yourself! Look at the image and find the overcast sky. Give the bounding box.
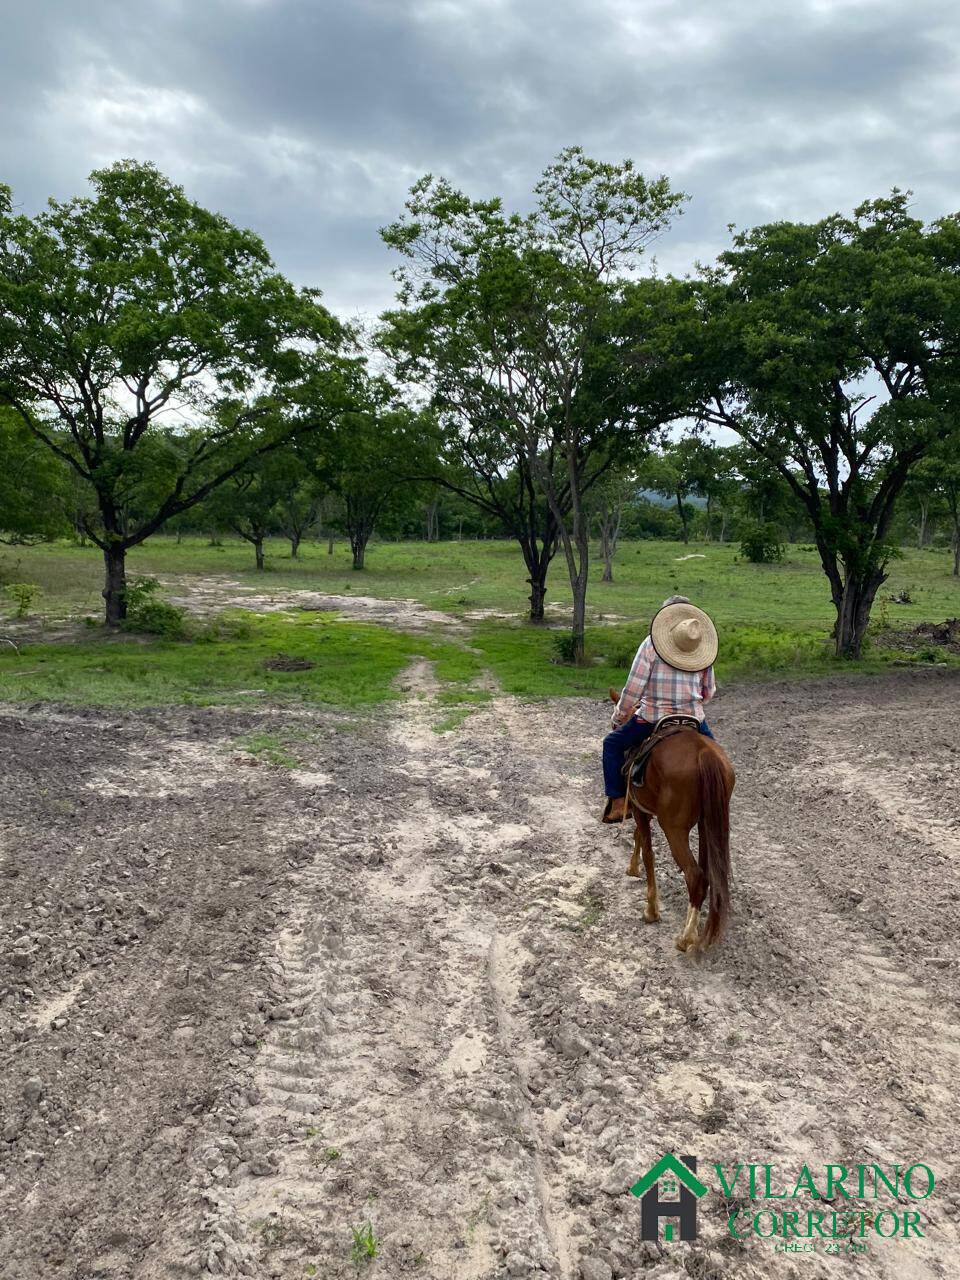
[2,0,958,321]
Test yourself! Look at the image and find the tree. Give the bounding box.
[381,148,686,661]
[0,408,70,544]
[585,462,636,582]
[638,437,709,544]
[272,453,326,558]
[917,434,960,575]
[300,380,427,571]
[663,194,960,658]
[0,162,342,623]
[901,461,945,550]
[204,451,291,570]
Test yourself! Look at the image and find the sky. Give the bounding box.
[2,0,958,323]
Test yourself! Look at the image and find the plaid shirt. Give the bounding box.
[612,635,716,726]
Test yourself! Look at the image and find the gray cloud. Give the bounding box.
[2,0,959,316]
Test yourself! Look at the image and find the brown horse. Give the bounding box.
[608,689,735,952]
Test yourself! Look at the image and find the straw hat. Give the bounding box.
[650,601,718,672]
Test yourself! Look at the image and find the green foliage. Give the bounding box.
[0,410,70,545]
[0,160,344,622]
[240,732,299,769]
[349,1221,380,1267]
[551,631,579,664]
[739,522,785,564]
[4,582,41,617]
[381,147,688,645]
[121,577,186,638]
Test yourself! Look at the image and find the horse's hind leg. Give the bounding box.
[633,814,660,923]
[662,823,706,951]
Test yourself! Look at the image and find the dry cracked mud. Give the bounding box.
[2,667,960,1279]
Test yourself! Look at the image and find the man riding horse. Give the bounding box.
[599,596,734,951]
[601,596,717,824]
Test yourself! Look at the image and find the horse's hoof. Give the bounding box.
[625,867,640,878]
[644,909,660,924]
[676,934,696,952]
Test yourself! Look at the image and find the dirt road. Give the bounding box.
[2,669,959,1279]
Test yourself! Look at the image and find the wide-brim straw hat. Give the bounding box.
[650,602,718,672]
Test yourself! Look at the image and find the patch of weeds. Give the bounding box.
[258,1211,288,1249]
[240,732,299,769]
[551,631,578,664]
[304,1126,320,1139]
[304,1265,319,1278]
[122,577,187,638]
[578,894,605,930]
[465,1192,491,1241]
[4,582,42,617]
[349,1221,380,1267]
[435,705,476,733]
[325,1147,342,1162]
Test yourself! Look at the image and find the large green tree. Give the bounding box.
[630,195,960,658]
[0,408,70,544]
[298,378,429,570]
[381,148,686,661]
[0,161,343,623]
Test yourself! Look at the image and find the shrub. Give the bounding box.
[122,577,186,638]
[740,522,785,564]
[4,582,41,617]
[551,631,578,664]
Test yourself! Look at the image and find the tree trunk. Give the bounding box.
[528,573,546,621]
[289,531,301,558]
[424,499,439,542]
[954,528,960,577]
[351,531,368,570]
[601,543,613,583]
[834,564,887,659]
[254,539,265,571]
[676,489,689,544]
[917,500,928,549]
[570,572,587,665]
[327,532,335,555]
[103,545,128,625]
[458,517,463,542]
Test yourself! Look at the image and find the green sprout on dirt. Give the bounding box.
[578,894,605,930]
[465,1192,491,1241]
[258,1211,287,1249]
[349,1221,380,1267]
[240,732,299,769]
[325,1147,342,1162]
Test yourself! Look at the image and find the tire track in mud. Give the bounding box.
[6,673,960,1279]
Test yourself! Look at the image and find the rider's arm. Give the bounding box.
[612,637,653,726]
[701,665,717,703]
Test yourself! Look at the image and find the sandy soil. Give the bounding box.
[2,668,960,1279]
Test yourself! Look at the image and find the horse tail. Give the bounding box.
[697,748,732,947]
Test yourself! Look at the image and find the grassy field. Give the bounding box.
[1,535,958,708]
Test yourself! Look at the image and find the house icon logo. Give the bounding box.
[630,1154,707,1242]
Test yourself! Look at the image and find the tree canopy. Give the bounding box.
[0,160,346,622]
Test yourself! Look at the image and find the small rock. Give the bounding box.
[23,1078,43,1105]
[580,1258,613,1280]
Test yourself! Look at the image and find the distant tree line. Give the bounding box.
[2,155,959,659]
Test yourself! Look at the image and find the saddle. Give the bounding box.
[625,715,701,791]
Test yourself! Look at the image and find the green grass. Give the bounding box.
[1,535,959,708]
[4,534,959,632]
[0,609,484,709]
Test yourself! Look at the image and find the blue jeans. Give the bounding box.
[603,717,714,798]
